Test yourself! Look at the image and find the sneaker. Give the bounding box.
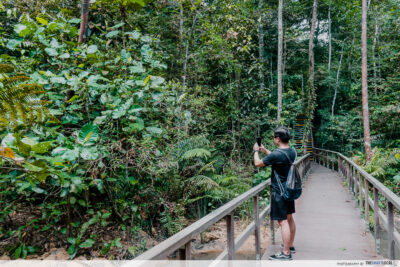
[269,251,292,260]
[280,243,296,253]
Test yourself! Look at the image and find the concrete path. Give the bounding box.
[262,163,383,260]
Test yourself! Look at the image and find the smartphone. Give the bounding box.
[256,137,261,147]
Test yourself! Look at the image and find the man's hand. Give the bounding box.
[260,145,271,155]
[253,143,265,167]
[253,143,260,151]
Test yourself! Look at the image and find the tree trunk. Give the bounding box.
[361,0,372,162]
[235,68,241,161]
[307,0,318,122]
[282,37,287,91]
[277,0,283,120]
[328,2,332,76]
[78,0,90,43]
[258,0,265,92]
[270,56,274,90]
[179,2,184,44]
[182,39,189,90]
[331,43,344,117]
[372,11,379,95]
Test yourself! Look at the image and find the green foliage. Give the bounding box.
[0,64,50,128]
[0,0,398,260]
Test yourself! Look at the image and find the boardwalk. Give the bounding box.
[262,163,382,260]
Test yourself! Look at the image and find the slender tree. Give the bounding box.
[307,0,318,122]
[361,0,373,162]
[78,0,90,43]
[331,42,344,117]
[258,0,265,93]
[277,0,283,120]
[328,2,332,79]
[372,7,379,95]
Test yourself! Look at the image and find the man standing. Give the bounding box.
[253,126,297,260]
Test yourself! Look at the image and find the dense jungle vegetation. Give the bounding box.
[0,0,399,260]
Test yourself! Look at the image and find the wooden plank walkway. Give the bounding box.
[262,163,383,260]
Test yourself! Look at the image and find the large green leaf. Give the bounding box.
[129,62,145,73]
[78,124,99,146]
[146,126,162,135]
[45,48,58,56]
[50,77,67,84]
[150,76,165,88]
[121,49,131,62]
[1,133,16,147]
[130,118,144,132]
[32,141,54,154]
[87,75,109,90]
[87,45,98,54]
[6,39,21,50]
[36,17,48,25]
[62,147,80,161]
[80,147,99,160]
[106,30,120,38]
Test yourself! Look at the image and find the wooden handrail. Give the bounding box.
[135,153,312,260]
[313,147,400,260]
[313,148,400,211]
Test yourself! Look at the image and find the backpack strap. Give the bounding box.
[274,169,285,197]
[275,148,297,165]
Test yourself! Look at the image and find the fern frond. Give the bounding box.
[186,175,220,192]
[197,160,217,174]
[0,64,14,73]
[0,64,51,129]
[183,148,211,160]
[365,148,400,178]
[174,135,210,158]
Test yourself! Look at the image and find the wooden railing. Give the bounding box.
[134,153,312,261]
[313,148,400,260]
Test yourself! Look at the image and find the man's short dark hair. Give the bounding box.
[274,126,291,143]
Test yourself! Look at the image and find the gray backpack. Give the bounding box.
[273,149,302,201]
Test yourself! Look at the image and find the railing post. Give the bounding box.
[331,153,335,170]
[349,165,353,195]
[364,179,369,224]
[387,201,395,260]
[347,163,351,191]
[226,212,235,260]
[359,172,364,213]
[318,150,321,165]
[321,150,323,166]
[178,242,191,260]
[373,187,380,254]
[321,151,324,166]
[354,169,359,207]
[327,152,330,169]
[341,158,344,178]
[351,165,354,193]
[253,195,261,260]
[328,152,331,168]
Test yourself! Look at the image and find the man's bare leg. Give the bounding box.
[278,219,291,255]
[287,214,296,247]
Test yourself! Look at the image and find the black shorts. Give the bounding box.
[270,191,295,220]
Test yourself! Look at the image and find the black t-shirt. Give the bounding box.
[262,147,297,193]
